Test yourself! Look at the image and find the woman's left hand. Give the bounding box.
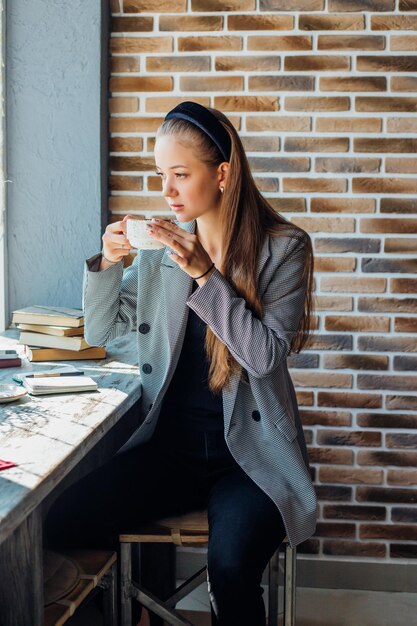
[146,219,214,279]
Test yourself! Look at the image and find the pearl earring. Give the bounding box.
[220,186,224,194]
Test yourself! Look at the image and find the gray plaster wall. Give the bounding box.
[6,0,107,325]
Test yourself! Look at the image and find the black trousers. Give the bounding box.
[44,417,286,626]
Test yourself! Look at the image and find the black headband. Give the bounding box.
[164,101,231,162]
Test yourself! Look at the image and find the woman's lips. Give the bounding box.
[171,205,184,212]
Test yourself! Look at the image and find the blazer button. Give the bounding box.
[252,410,261,422]
[139,323,150,334]
[142,363,152,374]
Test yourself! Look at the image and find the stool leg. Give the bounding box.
[102,562,118,626]
[121,542,132,626]
[268,549,279,626]
[284,544,296,626]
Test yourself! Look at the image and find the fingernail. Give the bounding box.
[151,218,160,223]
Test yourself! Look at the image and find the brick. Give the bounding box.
[109,175,142,192]
[147,56,211,72]
[387,117,417,132]
[191,0,255,9]
[390,35,417,50]
[110,137,143,152]
[316,117,382,132]
[392,76,417,91]
[298,539,320,554]
[111,0,121,10]
[325,316,389,333]
[321,277,386,293]
[180,76,243,91]
[391,507,417,523]
[254,177,279,192]
[386,395,417,410]
[355,138,417,153]
[260,0,324,8]
[318,35,385,50]
[147,176,162,191]
[358,413,417,429]
[308,447,353,464]
[110,57,140,73]
[358,55,417,72]
[386,158,417,173]
[315,236,379,252]
[359,450,417,467]
[246,116,311,132]
[112,16,153,31]
[300,409,352,426]
[380,198,417,214]
[358,297,417,313]
[269,197,307,212]
[318,391,382,409]
[358,336,417,353]
[248,157,309,172]
[145,96,210,113]
[323,541,386,557]
[285,56,350,71]
[354,178,417,194]
[285,137,348,152]
[242,136,280,152]
[388,238,417,253]
[361,524,417,541]
[306,334,353,351]
[159,15,222,31]
[291,372,352,388]
[387,434,417,449]
[315,257,356,272]
[357,486,417,503]
[178,36,242,51]
[316,486,353,501]
[358,374,417,391]
[215,56,280,71]
[291,216,355,233]
[391,544,417,559]
[319,76,386,91]
[248,36,312,51]
[323,354,388,370]
[394,317,417,332]
[318,429,381,447]
[249,76,314,91]
[388,469,417,485]
[357,97,417,112]
[315,158,380,173]
[363,257,417,272]
[329,0,394,9]
[296,390,314,406]
[300,15,365,30]
[109,97,139,113]
[315,523,356,538]
[110,77,172,92]
[286,97,350,111]
[110,156,156,171]
[109,196,167,211]
[110,117,164,133]
[288,353,319,368]
[110,37,173,53]
[284,178,346,192]
[314,296,353,311]
[361,218,417,234]
[372,15,417,30]
[123,0,186,10]
[394,354,417,368]
[228,14,293,30]
[320,467,383,484]
[312,199,376,214]
[214,96,278,112]
[400,0,417,9]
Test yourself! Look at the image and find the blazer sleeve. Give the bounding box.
[186,236,308,379]
[82,252,139,347]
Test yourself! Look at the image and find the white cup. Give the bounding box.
[126,219,165,250]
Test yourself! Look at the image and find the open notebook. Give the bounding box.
[22,375,98,395]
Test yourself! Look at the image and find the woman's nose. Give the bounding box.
[162,178,177,197]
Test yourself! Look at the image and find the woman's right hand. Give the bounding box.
[101,214,133,264]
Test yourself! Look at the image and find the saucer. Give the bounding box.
[0,384,28,403]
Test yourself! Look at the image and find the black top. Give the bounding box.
[157,280,224,432]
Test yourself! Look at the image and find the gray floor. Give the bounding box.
[66,583,417,625]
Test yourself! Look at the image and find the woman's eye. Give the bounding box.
[154,172,187,179]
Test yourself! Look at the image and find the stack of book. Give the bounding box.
[11,305,106,362]
[0,349,22,369]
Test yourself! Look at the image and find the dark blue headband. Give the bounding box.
[164,101,231,162]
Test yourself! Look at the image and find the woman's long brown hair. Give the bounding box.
[156,107,314,394]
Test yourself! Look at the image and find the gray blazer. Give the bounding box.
[82,218,318,547]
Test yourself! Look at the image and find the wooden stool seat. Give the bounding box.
[120,510,296,626]
[43,549,117,626]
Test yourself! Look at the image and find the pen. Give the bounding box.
[25,372,85,379]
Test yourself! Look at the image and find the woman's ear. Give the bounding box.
[218,161,230,187]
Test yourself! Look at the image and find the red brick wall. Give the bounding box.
[109,0,417,563]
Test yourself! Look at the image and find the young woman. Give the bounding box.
[45,101,318,626]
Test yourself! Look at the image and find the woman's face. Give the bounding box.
[154,135,222,222]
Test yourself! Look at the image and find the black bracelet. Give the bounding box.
[192,263,215,280]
